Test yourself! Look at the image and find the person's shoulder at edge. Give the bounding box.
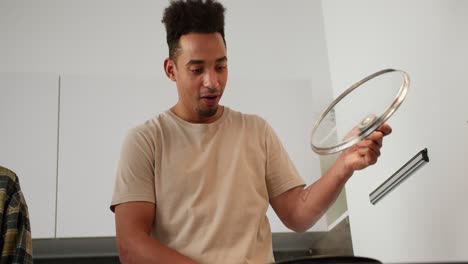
[0,166,17,180]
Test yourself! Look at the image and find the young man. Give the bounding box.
[111,1,392,263]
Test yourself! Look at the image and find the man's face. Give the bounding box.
[165,32,228,123]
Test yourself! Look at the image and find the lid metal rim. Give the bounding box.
[311,69,410,155]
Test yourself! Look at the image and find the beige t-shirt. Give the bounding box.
[111,107,305,264]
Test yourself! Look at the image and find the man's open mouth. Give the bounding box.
[201,95,219,105]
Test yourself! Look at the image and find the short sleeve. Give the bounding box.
[264,122,305,198]
[110,128,156,212]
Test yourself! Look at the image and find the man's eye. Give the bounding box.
[191,68,203,74]
[216,66,227,72]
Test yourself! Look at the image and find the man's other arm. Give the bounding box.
[115,202,198,264]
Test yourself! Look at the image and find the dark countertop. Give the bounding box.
[32,217,353,261]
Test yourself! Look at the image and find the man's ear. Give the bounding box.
[164,58,177,81]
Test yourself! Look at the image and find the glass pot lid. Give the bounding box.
[310,69,410,155]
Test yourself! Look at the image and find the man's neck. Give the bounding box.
[170,105,224,124]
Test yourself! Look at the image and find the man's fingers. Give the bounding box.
[377,123,392,136]
[358,148,378,166]
[356,139,381,156]
[362,129,385,147]
[341,123,391,171]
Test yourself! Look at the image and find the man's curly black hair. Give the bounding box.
[162,0,226,60]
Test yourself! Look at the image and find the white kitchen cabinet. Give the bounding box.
[56,74,175,237]
[322,1,468,262]
[56,75,326,238]
[0,73,59,239]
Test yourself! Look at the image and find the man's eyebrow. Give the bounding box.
[186,60,204,66]
[185,56,228,66]
[216,56,228,63]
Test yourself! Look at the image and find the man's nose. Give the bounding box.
[203,70,220,89]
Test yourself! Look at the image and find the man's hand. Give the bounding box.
[337,123,392,177]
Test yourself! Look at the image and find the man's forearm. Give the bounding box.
[293,159,353,232]
[118,232,198,264]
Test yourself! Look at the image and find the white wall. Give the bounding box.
[0,0,166,75]
[0,73,59,238]
[0,0,334,109]
[0,0,334,235]
[322,0,468,262]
